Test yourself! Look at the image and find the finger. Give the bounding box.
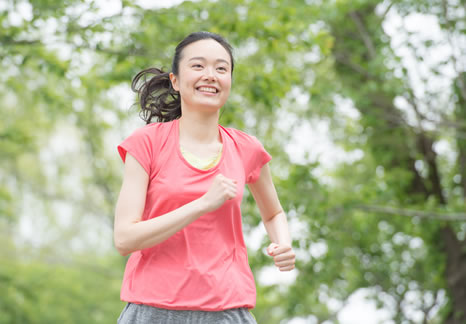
[278,265,295,272]
[275,259,295,267]
[223,176,237,183]
[274,254,295,264]
[267,243,279,255]
[274,254,295,263]
[273,251,295,262]
[226,189,237,200]
[269,245,292,256]
[224,179,238,188]
[225,182,237,192]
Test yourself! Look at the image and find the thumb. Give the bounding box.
[267,243,279,256]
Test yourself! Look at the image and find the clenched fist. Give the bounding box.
[267,242,296,272]
[200,174,237,213]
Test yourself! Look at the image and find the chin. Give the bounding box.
[183,97,228,112]
[197,100,227,111]
[202,105,223,113]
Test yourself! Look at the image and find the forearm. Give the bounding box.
[262,211,292,246]
[114,197,208,256]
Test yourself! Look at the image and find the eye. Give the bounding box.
[217,66,228,72]
[192,64,203,69]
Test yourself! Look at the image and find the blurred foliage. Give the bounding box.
[1,0,465,323]
[0,252,123,324]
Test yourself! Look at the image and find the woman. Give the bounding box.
[114,31,295,324]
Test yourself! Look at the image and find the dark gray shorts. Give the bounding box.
[117,302,257,324]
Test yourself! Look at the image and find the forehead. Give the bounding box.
[180,39,231,64]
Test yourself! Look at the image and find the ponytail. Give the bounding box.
[131,68,181,124]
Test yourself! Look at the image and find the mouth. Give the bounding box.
[196,86,219,94]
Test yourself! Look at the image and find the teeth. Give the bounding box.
[198,87,217,93]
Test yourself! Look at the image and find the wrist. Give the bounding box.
[195,196,211,214]
[276,241,292,247]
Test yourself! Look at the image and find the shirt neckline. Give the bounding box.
[174,118,225,173]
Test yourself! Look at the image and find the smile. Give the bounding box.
[197,87,218,93]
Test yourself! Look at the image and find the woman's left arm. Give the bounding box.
[248,163,296,272]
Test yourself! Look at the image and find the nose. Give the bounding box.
[203,67,216,82]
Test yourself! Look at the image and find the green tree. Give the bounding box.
[1,0,464,323]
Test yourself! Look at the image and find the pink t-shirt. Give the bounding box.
[117,118,272,311]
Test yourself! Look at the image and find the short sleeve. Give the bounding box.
[117,126,153,175]
[246,135,272,184]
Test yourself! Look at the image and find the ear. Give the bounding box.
[169,72,179,91]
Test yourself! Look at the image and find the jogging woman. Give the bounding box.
[114,31,295,324]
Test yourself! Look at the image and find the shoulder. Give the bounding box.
[133,121,171,134]
[220,125,263,147]
[128,121,173,141]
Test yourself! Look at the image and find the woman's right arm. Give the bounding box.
[113,153,236,256]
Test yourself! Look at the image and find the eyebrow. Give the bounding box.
[188,57,230,65]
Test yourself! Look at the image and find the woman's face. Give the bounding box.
[170,39,232,113]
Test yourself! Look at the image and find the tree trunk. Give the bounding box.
[454,72,466,198]
[329,4,466,322]
[441,226,466,324]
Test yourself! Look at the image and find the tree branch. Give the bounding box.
[353,204,466,221]
[349,11,377,59]
[334,53,376,80]
[379,2,395,21]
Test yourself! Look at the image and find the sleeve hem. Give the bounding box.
[117,144,151,176]
[246,152,272,184]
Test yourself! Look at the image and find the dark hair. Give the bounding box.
[132,31,235,124]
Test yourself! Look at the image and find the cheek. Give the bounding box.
[180,78,197,93]
[221,76,232,91]
[176,69,196,89]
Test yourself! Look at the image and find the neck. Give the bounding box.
[178,110,221,144]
